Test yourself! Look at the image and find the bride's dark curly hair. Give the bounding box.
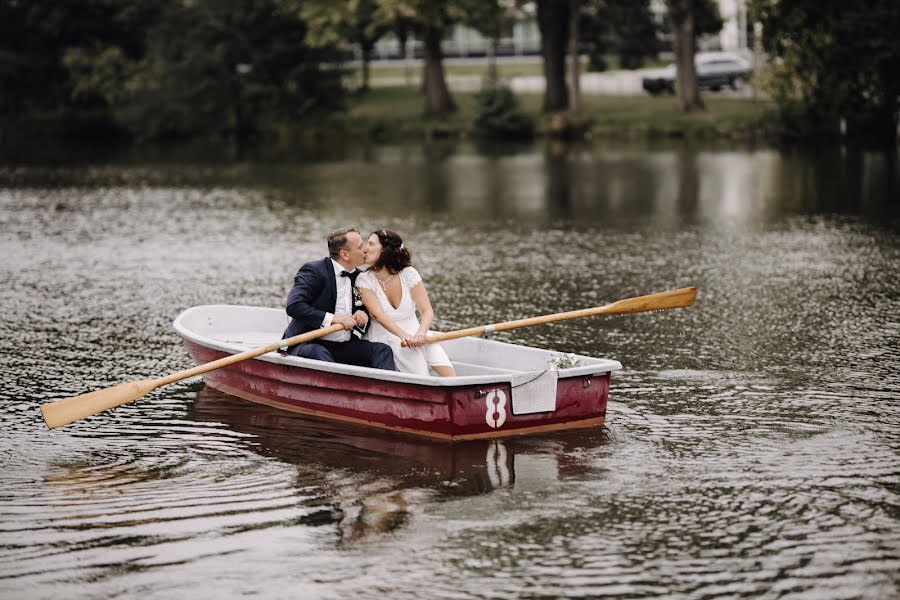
[371,229,412,274]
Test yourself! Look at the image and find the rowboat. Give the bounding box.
[174,305,622,441]
[39,288,691,431]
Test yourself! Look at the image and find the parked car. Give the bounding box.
[642,52,753,95]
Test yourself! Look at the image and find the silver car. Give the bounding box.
[642,52,753,95]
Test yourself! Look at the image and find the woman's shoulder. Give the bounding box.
[400,266,422,287]
[356,269,377,289]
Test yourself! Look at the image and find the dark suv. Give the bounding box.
[642,52,753,95]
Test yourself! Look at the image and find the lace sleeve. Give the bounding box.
[355,271,376,291]
[400,267,423,289]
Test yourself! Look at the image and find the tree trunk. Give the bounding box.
[568,0,580,114]
[666,0,704,112]
[537,0,570,112]
[396,28,413,87]
[360,44,372,93]
[422,25,456,117]
[486,37,498,85]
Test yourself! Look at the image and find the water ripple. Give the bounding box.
[1,143,898,599]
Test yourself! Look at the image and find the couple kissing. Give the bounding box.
[281,227,455,377]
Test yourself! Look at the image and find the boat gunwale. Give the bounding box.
[173,304,623,388]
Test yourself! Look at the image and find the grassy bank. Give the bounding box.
[345,57,669,84]
[315,86,779,142]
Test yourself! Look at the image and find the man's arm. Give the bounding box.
[285,263,328,328]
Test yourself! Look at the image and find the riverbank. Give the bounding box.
[0,88,780,151]
[312,87,779,143]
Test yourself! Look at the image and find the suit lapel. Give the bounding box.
[322,257,337,310]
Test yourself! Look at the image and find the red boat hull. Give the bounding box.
[184,341,608,441]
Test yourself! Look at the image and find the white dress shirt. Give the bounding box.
[320,259,354,342]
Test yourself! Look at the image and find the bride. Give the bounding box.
[356,230,456,377]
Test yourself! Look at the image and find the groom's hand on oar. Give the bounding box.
[332,314,357,330]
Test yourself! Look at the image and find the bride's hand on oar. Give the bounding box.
[403,334,426,347]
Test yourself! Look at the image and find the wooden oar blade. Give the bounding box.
[601,286,696,315]
[40,379,160,430]
[40,323,349,430]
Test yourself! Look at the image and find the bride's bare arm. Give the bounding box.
[409,281,434,339]
[358,287,419,343]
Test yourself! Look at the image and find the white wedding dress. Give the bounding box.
[357,267,452,376]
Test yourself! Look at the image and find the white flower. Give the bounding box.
[548,352,580,370]
[352,287,363,308]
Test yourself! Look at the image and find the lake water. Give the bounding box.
[1,140,898,599]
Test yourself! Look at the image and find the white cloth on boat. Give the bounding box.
[356,266,451,376]
[510,370,558,415]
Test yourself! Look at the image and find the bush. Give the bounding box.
[472,85,534,139]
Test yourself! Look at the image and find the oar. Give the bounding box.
[40,323,347,430]
[402,286,696,347]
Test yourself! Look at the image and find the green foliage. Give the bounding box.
[374,0,464,31]
[752,0,900,142]
[0,0,149,135]
[300,0,390,51]
[693,0,724,38]
[656,0,724,48]
[117,0,346,140]
[472,85,534,139]
[582,0,660,72]
[0,0,346,141]
[457,0,516,42]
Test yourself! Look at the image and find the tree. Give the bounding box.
[752,0,900,142]
[420,1,457,116]
[376,0,459,117]
[582,0,660,72]
[615,0,661,69]
[536,0,571,112]
[300,0,391,92]
[665,0,702,112]
[458,0,519,84]
[67,0,345,141]
[568,0,581,114]
[0,0,156,136]
[693,0,724,39]
[390,14,417,85]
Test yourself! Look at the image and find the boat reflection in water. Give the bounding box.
[188,387,610,543]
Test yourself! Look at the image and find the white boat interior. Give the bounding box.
[174,305,622,387]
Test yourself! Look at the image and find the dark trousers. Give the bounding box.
[287,337,396,371]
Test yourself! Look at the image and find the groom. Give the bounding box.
[282,227,396,370]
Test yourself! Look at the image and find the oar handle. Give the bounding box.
[403,286,696,347]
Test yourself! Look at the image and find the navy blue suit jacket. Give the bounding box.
[282,257,367,341]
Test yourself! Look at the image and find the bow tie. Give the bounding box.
[340,270,357,280]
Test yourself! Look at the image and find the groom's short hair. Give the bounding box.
[327,227,358,258]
